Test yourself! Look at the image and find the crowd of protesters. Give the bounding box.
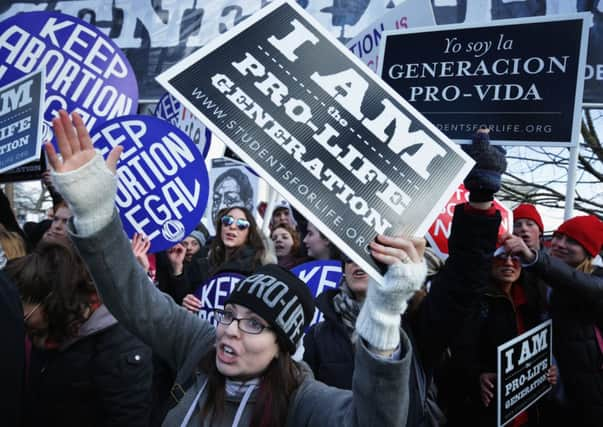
[0,110,602,427]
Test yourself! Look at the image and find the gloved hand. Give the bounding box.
[463,128,507,202]
[355,235,427,351]
[51,153,117,236]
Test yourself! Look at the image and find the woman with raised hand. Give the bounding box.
[503,214,603,426]
[45,110,427,427]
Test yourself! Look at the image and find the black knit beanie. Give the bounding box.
[225,264,315,353]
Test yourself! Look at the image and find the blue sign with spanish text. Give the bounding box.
[91,115,209,253]
[0,11,138,147]
[0,70,43,174]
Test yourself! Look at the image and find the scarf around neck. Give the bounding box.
[332,280,362,344]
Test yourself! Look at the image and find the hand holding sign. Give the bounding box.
[356,234,427,352]
[480,372,496,407]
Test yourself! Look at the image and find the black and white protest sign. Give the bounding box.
[0,11,138,147]
[379,15,590,146]
[91,115,210,253]
[0,70,43,174]
[497,320,552,427]
[205,157,262,236]
[157,0,473,283]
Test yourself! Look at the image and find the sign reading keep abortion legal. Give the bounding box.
[0,11,138,146]
[379,15,591,146]
[157,0,474,284]
[0,70,44,174]
[154,92,212,158]
[91,115,209,253]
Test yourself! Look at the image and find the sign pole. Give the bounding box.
[564,143,579,220]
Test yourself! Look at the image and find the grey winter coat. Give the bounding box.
[70,212,413,427]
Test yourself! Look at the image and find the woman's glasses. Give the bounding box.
[214,309,270,334]
[221,215,250,230]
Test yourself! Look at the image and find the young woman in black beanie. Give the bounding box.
[46,110,427,427]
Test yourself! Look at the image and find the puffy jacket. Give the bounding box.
[24,305,153,427]
[529,252,603,426]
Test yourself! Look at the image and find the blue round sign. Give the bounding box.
[194,272,245,327]
[154,92,211,158]
[291,260,342,326]
[0,11,138,145]
[90,115,209,253]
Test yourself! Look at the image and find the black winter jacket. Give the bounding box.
[304,204,501,427]
[529,252,603,427]
[24,305,153,427]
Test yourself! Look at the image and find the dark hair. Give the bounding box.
[270,224,301,256]
[6,240,96,343]
[199,344,302,427]
[306,223,342,261]
[209,206,266,275]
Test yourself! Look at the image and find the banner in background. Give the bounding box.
[91,115,209,253]
[157,0,474,283]
[346,0,435,73]
[379,15,590,146]
[291,260,342,326]
[0,70,44,174]
[154,92,212,158]
[497,320,553,427]
[0,11,139,147]
[3,1,602,105]
[194,271,245,327]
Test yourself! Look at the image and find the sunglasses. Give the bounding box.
[221,215,250,230]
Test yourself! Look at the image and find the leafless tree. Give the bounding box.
[500,108,603,217]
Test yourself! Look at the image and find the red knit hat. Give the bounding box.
[513,204,544,233]
[556,215,603,257]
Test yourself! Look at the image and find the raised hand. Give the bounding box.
[45,110,122,174]
[131,233,151,273]
[167,243,186,276]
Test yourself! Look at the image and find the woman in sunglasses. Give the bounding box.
[46,110,427,426]
[448,242,557,427]
[176,206,269,313]
[502,215,603,427]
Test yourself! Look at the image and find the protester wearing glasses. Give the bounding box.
[6,239,153,427]
[503,215,603,427]
[46,110,428,427]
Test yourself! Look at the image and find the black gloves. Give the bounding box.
[462,129,507,202]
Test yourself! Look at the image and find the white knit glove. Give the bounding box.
[356,260,427,351]
[51,152,117,237]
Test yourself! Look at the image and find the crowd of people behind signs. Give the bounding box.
[1,111,602,427]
